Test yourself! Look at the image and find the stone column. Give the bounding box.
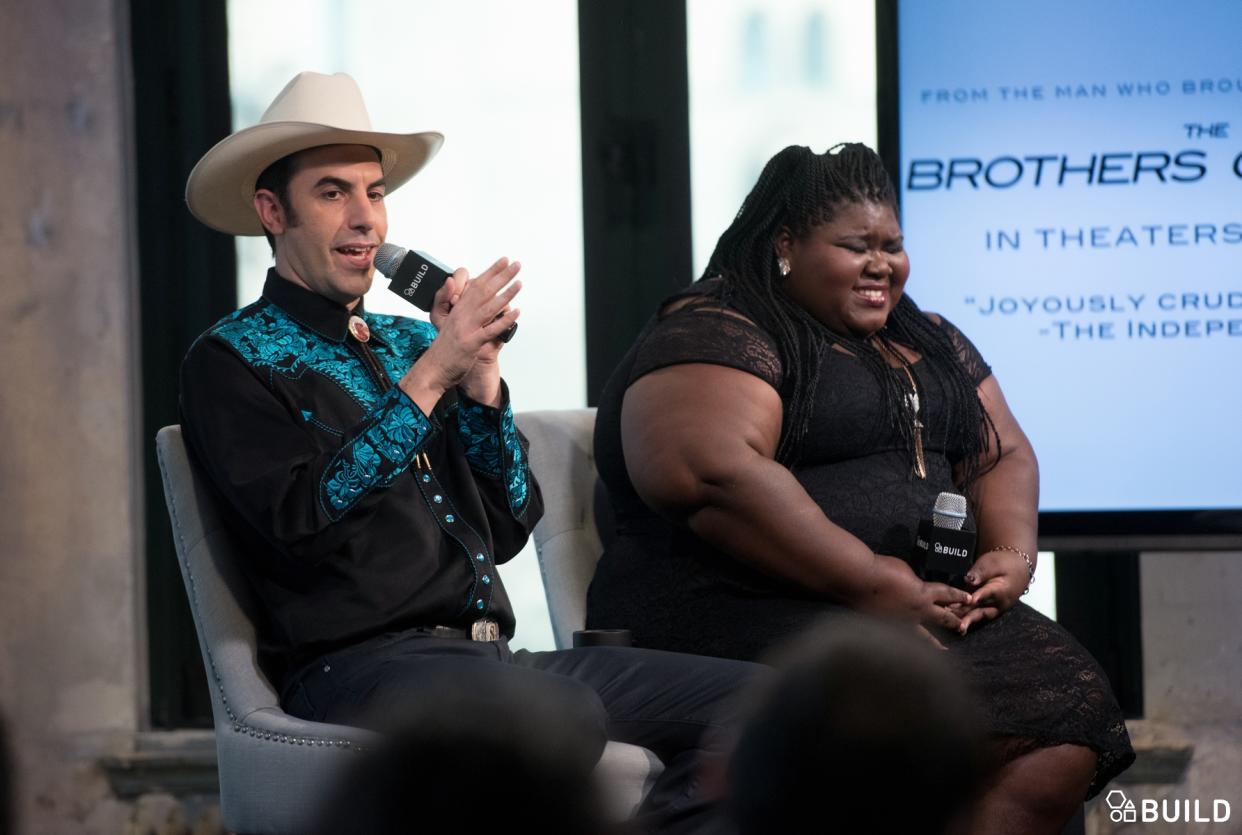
[0,1,143,831]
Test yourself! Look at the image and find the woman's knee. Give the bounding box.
[1007,743,1098,813]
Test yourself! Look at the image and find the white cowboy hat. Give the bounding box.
[185,71,443,236]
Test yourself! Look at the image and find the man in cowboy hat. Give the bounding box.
[179,71,757,833]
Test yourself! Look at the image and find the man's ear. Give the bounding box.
[254,189,286,236]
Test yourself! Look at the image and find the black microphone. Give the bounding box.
[374,243,451,311]
[373,243,517,343]
[914,492,977,587]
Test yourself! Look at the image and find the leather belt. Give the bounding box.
[427,619,500,642]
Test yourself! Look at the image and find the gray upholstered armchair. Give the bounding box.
[515,409,609,648]
[156,426,374,834]
[516,408,664,809]
[157,420,659,831]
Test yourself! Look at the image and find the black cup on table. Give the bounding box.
[572,629,633,648]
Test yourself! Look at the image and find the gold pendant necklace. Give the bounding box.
[871,335,927,480]
[898,364,927,480]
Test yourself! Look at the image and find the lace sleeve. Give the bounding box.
[930,314,991,386]
[628,306,784,391]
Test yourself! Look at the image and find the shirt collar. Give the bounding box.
[261,268,379,344]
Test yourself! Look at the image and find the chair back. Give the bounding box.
[155,425,281,724]
[156,426,370,833]
[516,409,603,649]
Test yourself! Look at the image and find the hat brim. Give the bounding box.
[185,122,444,236]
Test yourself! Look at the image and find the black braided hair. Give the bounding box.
[699,143,999,490]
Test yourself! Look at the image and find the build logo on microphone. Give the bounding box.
[1105,789,1232,824]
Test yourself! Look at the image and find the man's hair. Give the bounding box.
[309,695,607,835]
[729,616,987,835]
[699,143,998,486]
[254,154,300,255]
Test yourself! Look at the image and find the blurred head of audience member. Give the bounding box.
[729,616,988,835]
[311,690,611,835]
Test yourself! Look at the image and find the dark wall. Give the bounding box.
[131,0,237,727]
[579,0,693,403]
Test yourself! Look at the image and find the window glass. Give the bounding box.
[687,1,877,275]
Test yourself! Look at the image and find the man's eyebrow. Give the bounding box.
[313,176,354,191]
[311,175,386,192]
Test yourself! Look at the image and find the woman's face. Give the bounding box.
[776,200,910,339]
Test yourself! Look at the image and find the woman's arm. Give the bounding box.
[622,362,969,637]
[956,374,1040,632]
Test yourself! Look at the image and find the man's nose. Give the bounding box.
[348,196,378,231]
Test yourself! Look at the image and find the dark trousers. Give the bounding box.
[283,630,763,834]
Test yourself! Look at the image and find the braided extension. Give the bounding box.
[700,143,1000,491]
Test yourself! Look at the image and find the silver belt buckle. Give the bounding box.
[470,618,500,642]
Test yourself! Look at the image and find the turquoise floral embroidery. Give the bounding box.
[361,399,427,461]
[323,440,380,507]
[457,404,503,477]
[456,398,529,518]
[213,305,382,407]
[384,403,428,447]
[499,406,529,516]
[367,314,437,384]
[321,388,432,518]
[211,302,434,520]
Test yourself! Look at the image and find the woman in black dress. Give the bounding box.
[586,143,1133,833]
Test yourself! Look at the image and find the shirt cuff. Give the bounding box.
[455,381,530,517]
[319,386,436,521]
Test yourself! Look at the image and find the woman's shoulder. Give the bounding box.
[919,310,992,385]
[630,278,784,390]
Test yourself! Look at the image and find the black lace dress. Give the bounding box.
[586,285,1134,796]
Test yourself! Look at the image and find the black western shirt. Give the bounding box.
[179,271,542,686]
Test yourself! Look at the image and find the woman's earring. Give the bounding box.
[777,257,791,277]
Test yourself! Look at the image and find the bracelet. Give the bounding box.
[986,546,1035,595]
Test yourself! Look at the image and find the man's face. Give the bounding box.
[255,144,388,308]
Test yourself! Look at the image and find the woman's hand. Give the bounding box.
[853,554,971,648]
[956,549,1031,634]
[951,372,1039,635]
